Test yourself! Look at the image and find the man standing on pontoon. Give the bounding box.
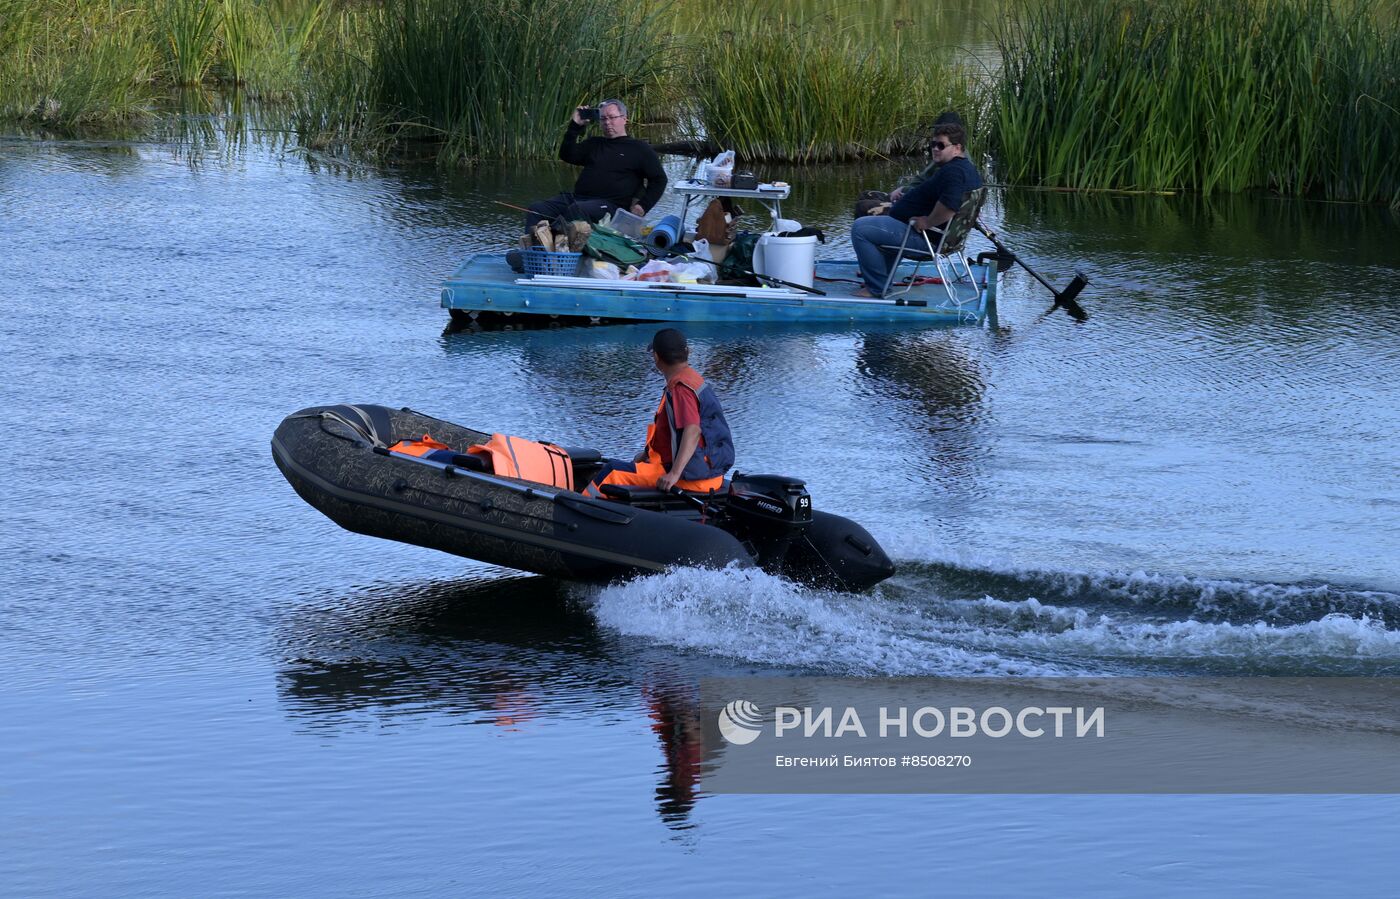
[524,99,667,229]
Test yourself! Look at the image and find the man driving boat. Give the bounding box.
[584,329,735,497]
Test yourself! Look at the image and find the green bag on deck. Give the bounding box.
[584,224,647,267]
[718,230,762,284]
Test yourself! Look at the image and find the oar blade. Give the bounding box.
[1055,271,1090,321]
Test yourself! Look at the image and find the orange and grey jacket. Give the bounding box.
[652,367,735,482]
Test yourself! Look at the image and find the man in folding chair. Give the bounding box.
[853,110,964,217]
[850,123,983,299]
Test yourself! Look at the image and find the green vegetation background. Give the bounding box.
[1,0,1395,205]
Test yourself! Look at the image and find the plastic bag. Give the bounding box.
[671,262,714,284]
[589,259,621,279]
[636,260,677,282]
[709,149,736,187]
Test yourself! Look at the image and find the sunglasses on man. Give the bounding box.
[930,141,950,151]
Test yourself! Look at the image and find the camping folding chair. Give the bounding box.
[879,187,987,305]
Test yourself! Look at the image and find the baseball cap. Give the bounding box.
[649,328,688,360]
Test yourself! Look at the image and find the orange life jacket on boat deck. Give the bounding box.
[467,434,573,490]
[387,434,452,457]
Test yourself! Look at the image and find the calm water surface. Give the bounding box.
[3,128,1400,895]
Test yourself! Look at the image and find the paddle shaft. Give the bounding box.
[976,224,1088,319]
[976,225,1058,295]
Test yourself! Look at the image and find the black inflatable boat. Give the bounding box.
[272,404,895,592]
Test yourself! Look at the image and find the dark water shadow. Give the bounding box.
[854,328,991,487]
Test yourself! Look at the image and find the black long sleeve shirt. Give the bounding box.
[560,123,667,213]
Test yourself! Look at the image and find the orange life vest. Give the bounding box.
[467,433,573,490]
[645,367,705,459]
[386,434,452,457]
[644,366,734,481]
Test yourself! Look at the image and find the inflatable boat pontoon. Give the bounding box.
[272,404,895,592]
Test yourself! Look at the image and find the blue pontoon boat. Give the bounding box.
[441,178,998,326]
[440,255,997,326]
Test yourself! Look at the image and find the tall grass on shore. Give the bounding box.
[0,0,156,125]
[688,7,990,162]
[0,0,331,128]
[4,0,1393,207]
[219,0,325,97]
[292,5,375,152]
[295,0,674,163]
[161,0,222,85]
[992,0,1400,205]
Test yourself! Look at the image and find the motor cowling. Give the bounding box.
[726,473,812,526]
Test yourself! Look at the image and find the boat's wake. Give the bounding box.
[586,564,1064,676]
[895,556,1400,626]
[584,558,1400,677]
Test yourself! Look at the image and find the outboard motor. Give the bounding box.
[722,474,896,592]
[723,473,812,569]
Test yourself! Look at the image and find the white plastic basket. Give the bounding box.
[608,208,646,239]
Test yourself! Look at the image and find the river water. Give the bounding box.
[3,129,1400,894]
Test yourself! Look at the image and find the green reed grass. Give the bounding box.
[0,0,157,126]
[292,4,375,151]
[161,0,222,85]
[221,0,253,85]
[295,0,674,163]
[993,0,1400,205]
[0,0,332,127]
[4,0,1392,209]
[220,0,325,97]
[688,7,990,162]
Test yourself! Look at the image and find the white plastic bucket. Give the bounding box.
[751,232,817,288]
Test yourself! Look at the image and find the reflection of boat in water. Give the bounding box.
[272,404,895,592]
[441,255,996,326]
[275,576,712,828]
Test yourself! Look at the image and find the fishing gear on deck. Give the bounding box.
[645,241,827,297]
